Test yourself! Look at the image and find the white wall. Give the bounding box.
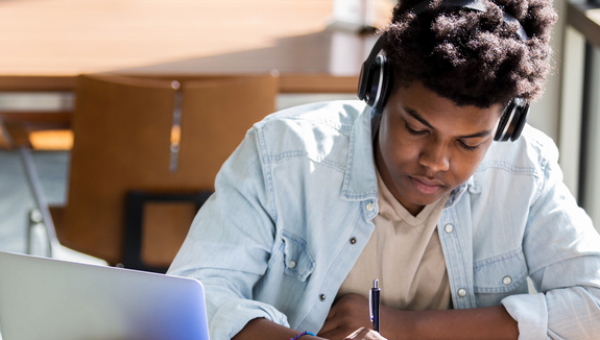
[527,0,564,144]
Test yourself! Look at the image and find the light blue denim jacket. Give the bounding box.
[168,101,600,340]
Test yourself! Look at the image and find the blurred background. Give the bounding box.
[0,0,598,268]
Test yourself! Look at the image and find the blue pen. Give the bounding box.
[369,279,381,333]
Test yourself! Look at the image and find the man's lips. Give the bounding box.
[410,176,444,195]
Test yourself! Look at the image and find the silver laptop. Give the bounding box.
[0,251,210,340]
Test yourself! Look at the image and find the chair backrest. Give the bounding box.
[57,74,278,267]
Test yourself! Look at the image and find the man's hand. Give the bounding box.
[233,296,517,340]
[320,294,519,340]
[342,327,388,340]
[232,316,386,340]
[318,293,383,340]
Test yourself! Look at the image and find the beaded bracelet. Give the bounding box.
[289,331,316,340]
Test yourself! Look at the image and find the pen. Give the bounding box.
[369,279,381,333]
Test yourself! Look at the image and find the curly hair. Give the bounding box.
[382,0,558,107]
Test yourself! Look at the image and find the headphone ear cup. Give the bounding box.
[358,36,386,102]
[494,102,513,142]
[493,99,529,142]
[357,55,382,107]
[357,62,370,101]
[365,55,385,108]
[509,102,529,141]
[374,57,394,112]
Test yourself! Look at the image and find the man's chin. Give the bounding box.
[408,190,448,207]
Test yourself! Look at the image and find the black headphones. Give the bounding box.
[357,0,530,142]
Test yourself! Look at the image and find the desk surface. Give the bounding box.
[0,0,392,93]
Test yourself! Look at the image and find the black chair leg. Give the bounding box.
[123,190,212,273]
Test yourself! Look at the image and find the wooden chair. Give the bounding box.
[0,112,72,150]
[50,74,278,271]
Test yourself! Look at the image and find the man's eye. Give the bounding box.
[458,140,480,151]
[404,122,427,135]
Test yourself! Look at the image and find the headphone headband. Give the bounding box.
[411,0,529,41]
[411,0,486,15]
[359,0,529,102]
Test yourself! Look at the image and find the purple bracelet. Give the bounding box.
[290,331,316,340]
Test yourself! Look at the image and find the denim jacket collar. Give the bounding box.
[340,105,379,201]
[444,175,482,209]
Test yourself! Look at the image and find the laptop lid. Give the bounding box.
[0,251,209,340]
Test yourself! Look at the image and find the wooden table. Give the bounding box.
[0,0,391,93]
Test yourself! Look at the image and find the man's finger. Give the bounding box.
[326,304,337,320]
[344,327,368,340]
[343,327,387,340]
[318,317,339,337]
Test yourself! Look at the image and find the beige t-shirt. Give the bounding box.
[337,170,452,311]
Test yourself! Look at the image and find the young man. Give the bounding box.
[168,0,600,339]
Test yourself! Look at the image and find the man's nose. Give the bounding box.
[419,140,450,173]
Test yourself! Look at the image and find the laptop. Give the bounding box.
[0,251,210,340]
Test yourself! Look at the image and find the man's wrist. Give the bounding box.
[290,331,317,340]
[380,306,417,340]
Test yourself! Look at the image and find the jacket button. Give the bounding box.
[289,260,296,269]
[457,288,467,297]
[444,224,454,233]
[320,294,326,301]
[503,276,512,286]
[366,202,374,211]
[350,237,357,244]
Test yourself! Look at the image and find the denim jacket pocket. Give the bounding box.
[473,249,528,294]
[280,231,316,282]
